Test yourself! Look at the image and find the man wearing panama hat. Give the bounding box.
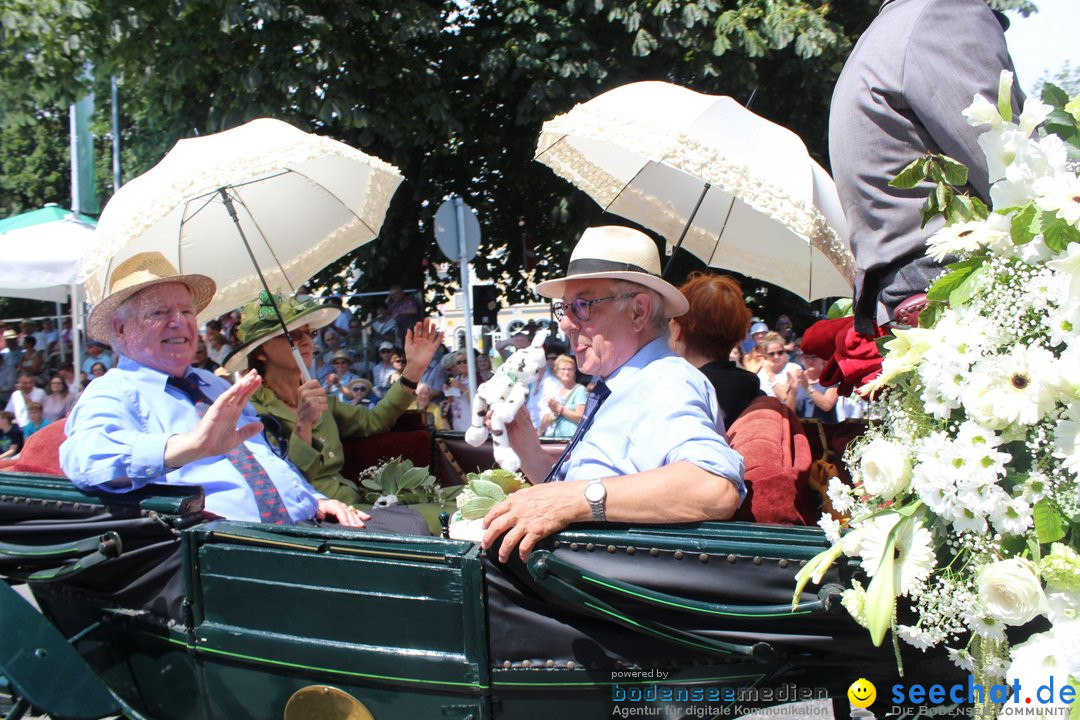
[60,251,366,528]
[481,226,745,562]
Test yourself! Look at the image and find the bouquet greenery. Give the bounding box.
[795,72,1080,714]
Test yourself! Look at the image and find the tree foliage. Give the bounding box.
[0,0,1042,327]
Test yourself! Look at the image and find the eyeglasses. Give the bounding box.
[333,359,351,365]
[766,350,786,357]
[379,349,392,354]
[287,328,317,343]
[552,293,636,322]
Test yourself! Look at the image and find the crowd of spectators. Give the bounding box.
[731,318,869,424]
[1,282,871,462]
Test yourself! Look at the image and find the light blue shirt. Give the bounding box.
[562,337,746,501]
[60,356,324,524]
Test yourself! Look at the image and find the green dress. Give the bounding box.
[251,382,413,505]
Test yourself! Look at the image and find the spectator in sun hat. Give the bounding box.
[61,251,366,528]
[346,377,376,407]
[323,349,362,402]
[480,225,745,562]
[371,340,398,396]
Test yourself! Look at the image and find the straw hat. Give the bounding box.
[221,293,340,373]
[535,226,688,318]
[87,252,215,342]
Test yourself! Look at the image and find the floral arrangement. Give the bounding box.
[357,456,446,506]
[795,73,1080,710]
[447,469,530,541]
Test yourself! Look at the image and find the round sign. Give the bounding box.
[434,197,481,262]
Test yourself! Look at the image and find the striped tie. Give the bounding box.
[167,374,292,525]
[543,379,610,483]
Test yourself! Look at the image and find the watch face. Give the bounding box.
[585,481,606,502]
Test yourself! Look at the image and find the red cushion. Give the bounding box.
[727,396,816,525]
[5,417,68,476]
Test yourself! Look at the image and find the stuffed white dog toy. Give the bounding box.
[464,331,549,472]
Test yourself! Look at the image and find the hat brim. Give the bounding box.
[535,271,689,318]
[222,305,340,373]
[87,274,217,343]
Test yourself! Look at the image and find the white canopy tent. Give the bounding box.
[0,208,96,388]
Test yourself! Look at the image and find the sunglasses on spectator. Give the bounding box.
[551,293,636,322]
[333,359,350,365]
[766,350,786,357]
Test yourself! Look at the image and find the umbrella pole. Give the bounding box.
[218,188,312,382]
[662,182,710,278]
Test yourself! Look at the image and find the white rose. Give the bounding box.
[977,558,1049,626]
[860,438,913,500]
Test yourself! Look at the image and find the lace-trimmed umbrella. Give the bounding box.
[535,81,854,301]
[83,118,404,378]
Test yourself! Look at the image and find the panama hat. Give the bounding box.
[87,252,216,342]
[222,293,341,373]
[534,226,688,318]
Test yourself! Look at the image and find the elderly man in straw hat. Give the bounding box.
[60,252,366,528]
[482,226,745,562]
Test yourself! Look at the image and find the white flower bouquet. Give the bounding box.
[795,72,1080,707]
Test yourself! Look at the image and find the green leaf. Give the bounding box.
[940,156,969,186]
[1043,216,1080,253]
[469,478,507,502]
[927,261,979,302]
[458,496,497,520]
[949,266,985,306]
[826,298,853,319]
[1011,204,1040,245]
[1041,82,1070,108]
[889,157,928,190]
[918,301,946,329]
[1034,499,1067,544]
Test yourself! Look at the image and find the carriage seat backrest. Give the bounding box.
[0,417,67,476]
[726,396,817,525]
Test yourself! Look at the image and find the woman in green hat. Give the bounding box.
[222,293,443,510]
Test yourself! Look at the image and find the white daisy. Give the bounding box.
[948,646,975,672]
[926,215,1009,261]
[962,346,1062,429]
[971,613,1006,641]
[856,514,936,596]
[896,624,936,651]
[826,476,855,514]
[818,515,842,544]
[989,495,1033,536]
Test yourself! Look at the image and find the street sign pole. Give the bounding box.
[455,197,478,400]
[434,195,482,401]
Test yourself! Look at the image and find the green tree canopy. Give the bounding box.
[0,0,1038,328]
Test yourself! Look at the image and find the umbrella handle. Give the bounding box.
[291,346,312,383]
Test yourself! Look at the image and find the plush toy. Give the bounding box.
[464,331,548,472]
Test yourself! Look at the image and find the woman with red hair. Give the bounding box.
[669,272,763,426]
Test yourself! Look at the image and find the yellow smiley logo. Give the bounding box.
[848,678,877,708]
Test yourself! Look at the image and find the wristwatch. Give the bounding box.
[584,478,607,522]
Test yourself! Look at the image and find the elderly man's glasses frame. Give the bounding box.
[551,293,637,322]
